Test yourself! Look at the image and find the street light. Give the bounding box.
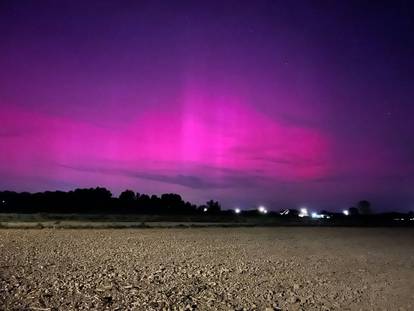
[299,207,308,217]
[258,206,268,214]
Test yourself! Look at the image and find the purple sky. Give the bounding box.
[1,1,413,211]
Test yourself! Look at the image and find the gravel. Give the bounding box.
[0,227,413,310]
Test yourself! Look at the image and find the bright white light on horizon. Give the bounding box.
[343,210,349,216]
[311,212,328,219]
[203,207,208,212]
[258,206,268,214]
[235,208,241,214]
[299,207,308,217]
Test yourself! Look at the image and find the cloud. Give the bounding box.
[123,172,218,189]
[252,155,325,167]
[60,164,262,189]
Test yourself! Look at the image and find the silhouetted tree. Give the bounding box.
[349,207,359,216]
[288,209,299,217]
[138,194,151,207]
[119,190,136,202]
[206,200,221,214]
[118,190,136,211]
[0,188,218,215]
[358,200,372,215]
[160,193,186,214]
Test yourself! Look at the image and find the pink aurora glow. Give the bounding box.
[0,87,332,200]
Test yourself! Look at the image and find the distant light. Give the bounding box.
[410,218,414,221]
[235,208,241,214]
[299,207,308,218]
[203,207,208,212]
[280,209,289,215]
[1,200,5,204]
[258,206,268,214]
[311,212,326,219]
[343,210,349,216]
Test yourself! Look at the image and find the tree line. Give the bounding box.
[0,188,222,215]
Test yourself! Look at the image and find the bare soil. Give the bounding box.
[0,228,413,310]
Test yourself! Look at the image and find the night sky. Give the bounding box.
[1,1,413,211]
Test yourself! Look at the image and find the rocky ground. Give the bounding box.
[0,227,413,310]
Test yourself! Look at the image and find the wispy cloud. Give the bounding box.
[60,164,259,189]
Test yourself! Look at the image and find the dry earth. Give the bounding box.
[0,228,413,311]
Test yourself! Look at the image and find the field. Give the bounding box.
[1,228,413,310]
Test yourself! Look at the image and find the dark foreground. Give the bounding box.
[1,213,413,228]
[1,228,413,310]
